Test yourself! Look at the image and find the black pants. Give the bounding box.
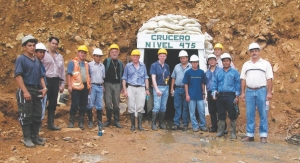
[46,77,60,111]
[207,91,217,129]
[216,93,236,121]
[70,83,88,115]
[16,85,42,126]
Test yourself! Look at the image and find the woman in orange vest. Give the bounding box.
[66,45,91,129]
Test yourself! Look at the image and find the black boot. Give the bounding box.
[38,122,46,142]
[114,109,123,128]
[47,110,61,130]
[87,109,93,129]
[104,109,112,127]
[130,113,135,131]
[31,122,45,146]
[68,112,75,128]
[158,112,166,129]
[151,112,158,131]
[97,110,103,130]
[138,113,144,131]
[216,120,225,137]
[21,124,35,148]
[230,119,237,139]
[78,110,85,130]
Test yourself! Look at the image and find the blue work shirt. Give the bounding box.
[212,67,240,96]
[88,60,105,84]
[182,68,205,101]
[205,66,221,91]
[14,54,44,86]
[171,63,191,86]
[41,62,47,86]
[150,61,170,85]
[122,62,149,86]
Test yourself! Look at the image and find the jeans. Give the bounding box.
[87,84,103,110]
[173,87,189,126]
[41,94,47,120]
[152,86,169,112]
[245,87,268,137]
[70,83,88,115]
[188,100,206,129]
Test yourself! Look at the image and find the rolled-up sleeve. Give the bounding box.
[66,60,74,75]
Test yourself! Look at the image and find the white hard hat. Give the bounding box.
[190,54,199,62]
[178,50,188,57]
[22,34,38,46]
[93,48,103,55]
[35,43,47,51]
[248,42,260,51]
[220,53,232,60]
[207,54,217,60]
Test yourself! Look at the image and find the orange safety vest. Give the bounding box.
[71,57,91,90]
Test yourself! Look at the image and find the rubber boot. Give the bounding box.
[151,112,158,131]
[47,110,61,130]
[158,112,166,129]
[230,119,237,139]
[97,110,103,130]
[78,110,85,129]
[130,113,135,131]
[216,120,225,137]
[68,112,75,128]
[21,124,35,148]
[31,122,45,146]
[114,109,123,128]
[138,113,144,131]
[104,109,112,127]
[87,109,93,129]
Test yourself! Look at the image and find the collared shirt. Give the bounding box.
[122,62,149,86]
[240,58,273,88]
[171,62,191,86]
[182,68,205,101]
[212,67,240,96]
[42,50,65,87]
[150,61,170,85]
[15,54,44,86]
[205,66,221,91]
[88,60,105,84]
[217,57,235,69]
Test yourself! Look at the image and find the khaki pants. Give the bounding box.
[127,86,146,114]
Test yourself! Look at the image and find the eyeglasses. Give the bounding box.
[94,55,102,57]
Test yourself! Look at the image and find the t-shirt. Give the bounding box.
[182,68,205,101]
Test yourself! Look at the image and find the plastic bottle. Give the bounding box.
[146,95,149,100]
[171,90,174,97]
[265,100,269,111]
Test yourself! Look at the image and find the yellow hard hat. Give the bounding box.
[109,43,120,50]
[78,45,89,53]
[214,43,224,50]
[131,49,141,56]
[157,48,167,55]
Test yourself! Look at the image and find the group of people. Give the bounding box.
[14,34,273,148]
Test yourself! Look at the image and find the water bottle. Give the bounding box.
[171,90,174,97]
[146,95,149,100]
[265,101,269,111]
[98,126,102,136]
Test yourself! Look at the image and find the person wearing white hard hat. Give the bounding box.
[212,53,240,139]
[170,50,191,131]
[240,42,273,143]
[41,37,65,131]
[86,48,105,129]
[204,54,222,133]
[15,35,48,147]
[183,54,207,132]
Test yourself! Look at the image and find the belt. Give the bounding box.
[46,77,60,80]
[247,86,266,90]
[218,92,235,96]
[175,85,184,88]
[158,84,167,86]
[25,84,39,89]
[92,83,103,86]
[128,84,143,87]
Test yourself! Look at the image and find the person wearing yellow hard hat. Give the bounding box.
[150,48,170,131]
[103,43,124,128]
[86,48,105,129]
[213,43,235,69]
[66,45,91,130]
[122,49,150,131]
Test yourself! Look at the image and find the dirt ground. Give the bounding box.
[1,0,300,162]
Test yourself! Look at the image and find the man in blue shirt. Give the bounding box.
[15,35,48,147]
[122,49,150,131]
[150,48,170,131]
[212,53,240,139]
[183,55,207,132]
[170,50,191,131]
[205,54,221,133]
